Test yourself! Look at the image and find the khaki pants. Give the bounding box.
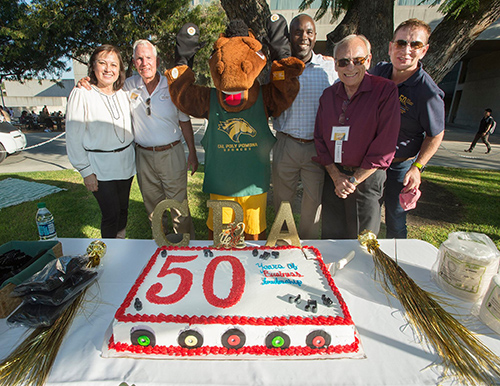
[136,144,195,238]
[272,132,325,239]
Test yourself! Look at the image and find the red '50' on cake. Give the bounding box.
[105,245,363,359]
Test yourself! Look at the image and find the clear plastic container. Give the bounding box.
[36,202,57,240]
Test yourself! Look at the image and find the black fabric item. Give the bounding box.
[92,177,133,238]
[0,249,37,286]
[175,23,204,68]
[265,14,291,61]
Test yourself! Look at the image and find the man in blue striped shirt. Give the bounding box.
[272,14,338,239]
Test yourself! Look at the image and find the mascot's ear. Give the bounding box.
[241,36,263,53]
[265,13,291,61]
[175,23,206,68]
[248,29,257,39]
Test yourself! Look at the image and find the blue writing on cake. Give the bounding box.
[256,263,285,270]
[261,277,303,286]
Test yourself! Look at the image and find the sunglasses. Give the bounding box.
[145,97,151,116]
[392,40,426,50]
[336,56,368,68]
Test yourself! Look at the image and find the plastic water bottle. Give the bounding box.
[36,202,57,240]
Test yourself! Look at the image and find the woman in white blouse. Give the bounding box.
[66,45,135,238]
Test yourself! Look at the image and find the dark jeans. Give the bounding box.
[384,158,414,239]
[93,177,133,238]
[321,168,386,239]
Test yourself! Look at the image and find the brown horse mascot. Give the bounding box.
[165,15,304,240]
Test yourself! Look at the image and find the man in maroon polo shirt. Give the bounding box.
[313,34,400,239]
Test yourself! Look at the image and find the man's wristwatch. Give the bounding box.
[348,176,360,186]
[412,162,426,173]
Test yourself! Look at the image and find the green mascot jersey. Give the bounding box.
[201,88,276,197]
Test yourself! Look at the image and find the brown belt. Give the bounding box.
[280,132,314,144]
[137,140,181,152]
[339,165,357,172]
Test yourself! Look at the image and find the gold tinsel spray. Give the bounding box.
[359,231,500,385]
[0,240,106,386]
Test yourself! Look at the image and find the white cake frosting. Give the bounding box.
[104,245,363,359]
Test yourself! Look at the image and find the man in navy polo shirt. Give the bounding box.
[372,18,445,239]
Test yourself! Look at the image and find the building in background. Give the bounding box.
[2,79,74,118]
[2,0,499,126]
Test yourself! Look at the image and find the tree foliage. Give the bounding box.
[220,0,271,37]
[1,0,226,84]
[218,0,500,84]
[0,0,67,80]
[424,0,500,81]
[296,0,500,83]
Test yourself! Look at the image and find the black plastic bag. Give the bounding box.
[24,269,97,306]
[11,255,87,296]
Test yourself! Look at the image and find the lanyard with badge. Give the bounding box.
[331,99,350,163]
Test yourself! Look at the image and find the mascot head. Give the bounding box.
[209,19,267,96]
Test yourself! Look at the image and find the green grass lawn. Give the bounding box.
[407,166,500,248]
[0,166,499,249]
[0,168,209,244]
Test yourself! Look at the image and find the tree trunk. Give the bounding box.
[423,0,500,83]
[326,0,394,65]
[220,0,500,83]
[220,0,271,39]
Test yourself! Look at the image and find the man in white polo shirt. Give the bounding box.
[127,40,198,239]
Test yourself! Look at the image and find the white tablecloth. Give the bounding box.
[1,238,499,386]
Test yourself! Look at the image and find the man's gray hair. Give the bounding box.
[333,34,371,57]
[133,39,158,58]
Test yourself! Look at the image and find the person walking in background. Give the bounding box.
[66,45,136,239]
[465,108,494,154]
[271,14,337,239]
[371,18,445,239]
[314,35,400,239]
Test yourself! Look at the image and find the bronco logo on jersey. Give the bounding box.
[218,118,257,143]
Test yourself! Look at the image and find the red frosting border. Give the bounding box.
[114,245,353,327]
[108,334,360,356]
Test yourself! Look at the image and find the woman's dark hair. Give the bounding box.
[88,45,126,91]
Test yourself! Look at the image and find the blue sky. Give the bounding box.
[62,58,74,79]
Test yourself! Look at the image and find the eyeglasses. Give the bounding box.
[392,40,426,50]
[145,98,151,116]
[338,99,349,125]
[335,56,368,68]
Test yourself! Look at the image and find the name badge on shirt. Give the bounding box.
[331,126,350,141]
[130,92,139,100]
[331,126,350,163]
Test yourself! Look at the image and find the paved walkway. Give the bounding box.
[1,119,499,173]
[429,123,500,170]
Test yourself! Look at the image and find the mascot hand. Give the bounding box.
[265,14,291,61]
[175,23,205,68]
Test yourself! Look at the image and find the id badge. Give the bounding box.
[331,126,350,141]
[331,126,350,163]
